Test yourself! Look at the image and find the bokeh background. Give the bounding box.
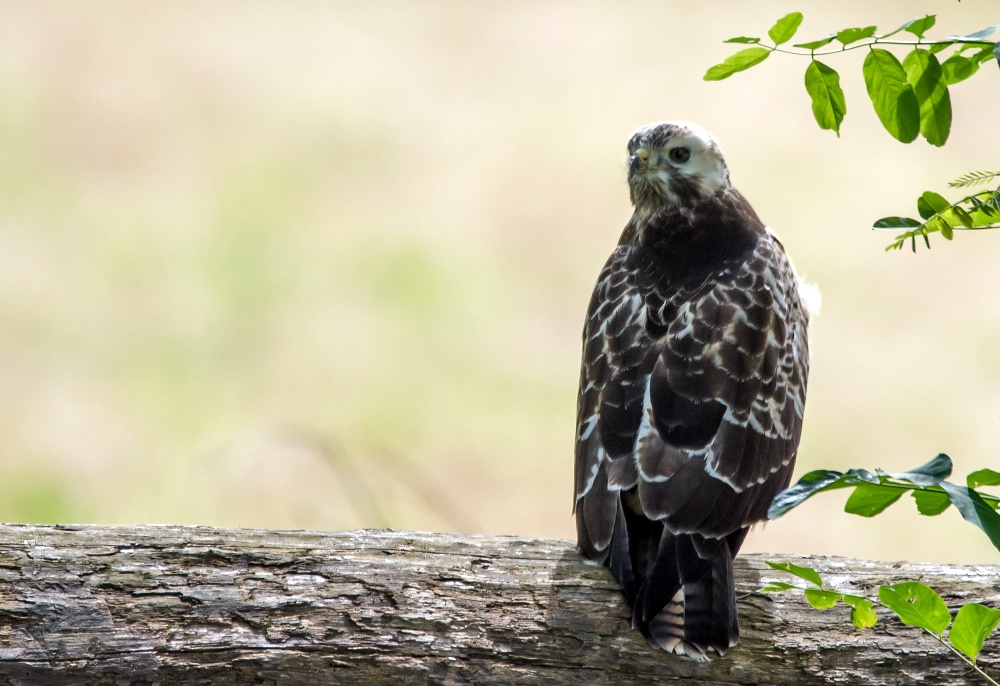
[1,1,998,563]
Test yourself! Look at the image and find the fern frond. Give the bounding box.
[948,170,1000,189]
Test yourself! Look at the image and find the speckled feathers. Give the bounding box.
[574,122,812,660]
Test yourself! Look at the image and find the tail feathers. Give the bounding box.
[634,528,680,628]
[673,536,739,657]
[585,491,747,660]
[634,529,742,659]
[645,588,703,659]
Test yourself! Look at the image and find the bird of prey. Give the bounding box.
[574,121,814,660]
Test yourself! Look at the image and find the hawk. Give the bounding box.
[574,121,814,660]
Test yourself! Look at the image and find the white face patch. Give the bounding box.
[627,121,731,208]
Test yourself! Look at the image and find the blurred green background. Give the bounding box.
[1,1,998,563]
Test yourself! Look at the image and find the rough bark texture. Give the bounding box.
[0,524,997,685]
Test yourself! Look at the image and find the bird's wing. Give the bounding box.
[574,245,657,562]
[634,231,809,537]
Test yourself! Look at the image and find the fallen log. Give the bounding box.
[0,524,996,684]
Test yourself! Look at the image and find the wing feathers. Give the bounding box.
[607,497,637,603]
[578,465,616,558]
[575,213,810,658]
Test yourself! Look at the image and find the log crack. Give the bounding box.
[0,524,995,685]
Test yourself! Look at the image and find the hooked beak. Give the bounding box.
[628,147,651,175]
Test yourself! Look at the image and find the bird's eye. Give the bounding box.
[669,147,691,164]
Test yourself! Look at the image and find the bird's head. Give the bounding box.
[626,121,731,214]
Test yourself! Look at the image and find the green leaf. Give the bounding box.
[940,482,1000,553]
[903,49,951,146]
[941,54,980,85]
[804,60,847,135]
[765,560,824,588]
[704,47,771,81]
[844,595,878,629]
[968,469,1000,489]
[724,36,761,44]
[994,41,1000,66]
[759,581,800,593]
[918,191,951,220]
[794,35,836,50]
[912,488,951,516]
[949,205,975,230]
[805,589,843,609]
[769,12,804,46]
[863,49,920,143]
[931,215,953,240]
[844,483,905,516]
[971,189,1000,215]
[946,27,998,42]
[880,17,926,40]
[968,201,997,220]
[836,26,877,45]
[887,453,953,485]
[768,469,873,518]
[769,470,844,517]
[916,198,935,220]
[879,582,952,636]
[959,45,994,64]
[873,216,922,230]
[904,15,937,39]
[949,603,1000,663]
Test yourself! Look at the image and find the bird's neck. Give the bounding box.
[622,189,764,287]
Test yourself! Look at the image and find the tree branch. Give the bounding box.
[0,524,997,684]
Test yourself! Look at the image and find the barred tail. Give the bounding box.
[633,527,747,660]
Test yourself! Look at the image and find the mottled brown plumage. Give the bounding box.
[574,121,813,660]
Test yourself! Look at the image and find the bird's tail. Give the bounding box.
[631,526,748,660]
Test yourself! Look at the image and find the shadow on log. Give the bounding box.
[0,524,997,684]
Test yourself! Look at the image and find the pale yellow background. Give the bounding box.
[1,1,998,563]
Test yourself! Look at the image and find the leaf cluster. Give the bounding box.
[704,13,998,145]
[760,560,878,628]
[762,562,1000,683]
[704,12,1000,252]
[768,454,1000,553]
[876,176,1000,251]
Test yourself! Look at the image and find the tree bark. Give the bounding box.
[0,524,997,685]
